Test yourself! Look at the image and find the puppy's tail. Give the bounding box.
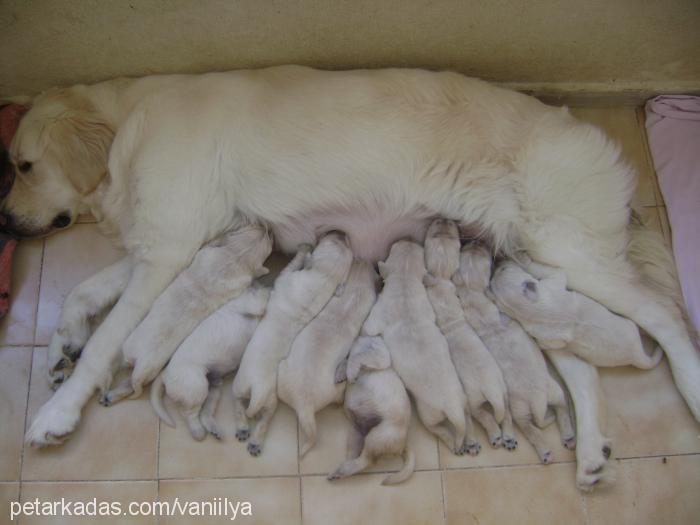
[245,383,270,420]
[484,380,507,423]
[381,448,415,485]
[634,344,665,370]
[298,409,318,457]
[150,373,175,428]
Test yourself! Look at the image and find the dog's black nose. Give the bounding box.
[52,213,71,229]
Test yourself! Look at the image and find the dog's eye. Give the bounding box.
[18,161,32,173]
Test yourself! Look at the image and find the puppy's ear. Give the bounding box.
[50,111,114,195]
[423,273,438,287]
[377,261,388,279]
[522,280,538,302]
[254,266,270,278]
[352,338,391,375]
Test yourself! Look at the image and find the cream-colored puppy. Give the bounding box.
[232,232,353,456]
[277,260,378,456]
[101,224,272,404]
[455,245,575,463]
[150,284,270,440]
[363,240,468,455]
[328,336,414,485]
[423,219,508,451]
[490,260,663,369]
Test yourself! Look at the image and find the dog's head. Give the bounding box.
[424,218,460,280]
[1,88,114,238]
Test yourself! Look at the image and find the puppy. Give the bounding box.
[455,245,575,463]
[277,260,378,456]
[423,219,508,450]
[328,336,414,485]
[490,260,663,369]
[363,240,468,455]
[101,224,272,404]
[149,284,269,440]
[232,232,353,456]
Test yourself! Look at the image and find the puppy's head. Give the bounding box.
[2,88,114,238]
[455,244,492,291]
[424,218,460,280]
[312,230,353,270]
[378,240,426,279]
[491,261,568,313]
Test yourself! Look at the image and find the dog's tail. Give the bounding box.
[381,448,415,485]
[297,408,318,457]
[531,389,550,429]
[483,379,507,423]
[150,373,175,428]
[627,211,696,341]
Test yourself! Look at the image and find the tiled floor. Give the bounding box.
[1,107,698,524]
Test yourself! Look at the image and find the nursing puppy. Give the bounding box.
[277,260,378,456]
[455,245,575,463]
[232,232,353,456]
[363,240,469,455]
[150,284,270,440]
[101,224,272,404]
[329,336,414,485]
[423,219,508,450]
[490,260,663,369]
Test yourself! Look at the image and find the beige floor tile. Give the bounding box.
[439,414,575,470]
[302,471,444,525]
[0,347,32,481]
[35,224,124,345]
[0,482,20,524]
[159,477,300,525]
[22,348,158,481]
[570,107,657,208]
[444,463,585,525]
[600,360,700,458]
[300,404,439,476]
[158,376,298,479]
[585,455,700,525]
[0,238,42,346]
[19,481,157,524]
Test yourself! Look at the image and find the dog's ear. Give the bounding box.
[522,280,538,302]
[49,111,114,195]
[423,273,438,287]
[349,337,391,378]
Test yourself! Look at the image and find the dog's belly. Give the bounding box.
[271,208,434,262]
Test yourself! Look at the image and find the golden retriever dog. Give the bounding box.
[4,66,695,446]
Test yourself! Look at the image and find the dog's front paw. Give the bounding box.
[235,428,250,442]
[47,335,82,388]
[247,442,262,457]
[98,393,113,407]
[540,450,553,464]
[25,398,81,447]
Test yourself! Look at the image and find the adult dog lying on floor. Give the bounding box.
[3,65,697,446]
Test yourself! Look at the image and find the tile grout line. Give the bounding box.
[440,470,448,525]
[17,238,46,512]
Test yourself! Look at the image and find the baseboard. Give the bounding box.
[498,80,700,107]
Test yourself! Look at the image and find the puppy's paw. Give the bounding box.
[489,435,503,448]
[327,471,341,481]
[235,428,250,442]
[202,420,223,440]
[563,435,577,451]
[98,393,113,407]
[247,442,262,457]
[540,450,553,464]
[502,436,518,451]
[25,398,81,447]
[576,439,615,491]
[464,441,481,456]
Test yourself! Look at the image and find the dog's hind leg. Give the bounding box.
[500,405,518,451]
[545,349,614,491]
[473,404,503,448]
[547,377,576,450]
[200,378,224,440]
[417,401,465,455]
[231,392,251,442]
[47,257,132,388]
[511,399,552,464]
[247,392,278,457]
[462,413,481,456]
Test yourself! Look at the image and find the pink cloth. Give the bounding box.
[645,96,700,333]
